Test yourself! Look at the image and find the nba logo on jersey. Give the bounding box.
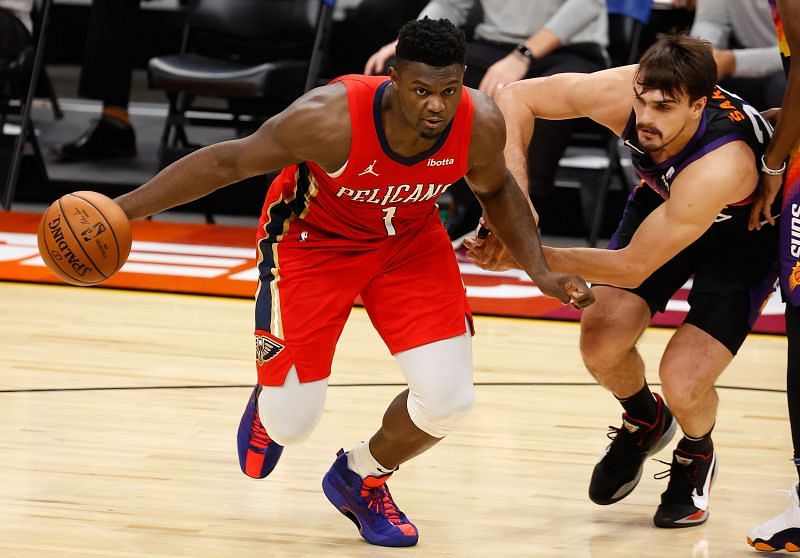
[256,334,285,365]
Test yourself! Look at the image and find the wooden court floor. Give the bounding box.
[0,281,794,557]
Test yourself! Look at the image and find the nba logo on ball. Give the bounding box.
[37,191,132,286]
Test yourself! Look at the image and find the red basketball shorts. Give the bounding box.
[253,212,472,386]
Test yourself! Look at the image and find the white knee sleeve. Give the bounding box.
[257,366,328,446]
[395,331,474,438]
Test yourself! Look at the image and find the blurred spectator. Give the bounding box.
[0,0,31,31]
[365,0,608,240]
[638,0,695,56]
[691,0,785,110]
[324,0,429,78]
[52,0,147,162]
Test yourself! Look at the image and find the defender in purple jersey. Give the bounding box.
[467,35,778,528]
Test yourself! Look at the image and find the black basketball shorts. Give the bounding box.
[606,185,779,354]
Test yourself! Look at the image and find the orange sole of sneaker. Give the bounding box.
[747,536,800,552]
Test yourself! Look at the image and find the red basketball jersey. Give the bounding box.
[258,75,474,242]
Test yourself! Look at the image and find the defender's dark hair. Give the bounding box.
[395,17,466,69]
[634,34,717,103]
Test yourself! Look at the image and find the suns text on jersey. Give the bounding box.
[335,183,451,206]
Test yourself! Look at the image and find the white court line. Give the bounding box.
[54,99,257,121]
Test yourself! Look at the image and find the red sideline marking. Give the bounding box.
[0,211,785,334]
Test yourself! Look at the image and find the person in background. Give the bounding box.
[52,0,146,162]
[691,0,785,111]
[0,0,32,31]
[364,0,608,240]
[323,0,429,78]
[746,0,800,551]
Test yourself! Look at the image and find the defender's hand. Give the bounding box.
[463,225,518,271]
[749,172,782,230]
[536,272,595,309]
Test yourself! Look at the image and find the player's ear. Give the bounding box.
[389,66,400,89]
[690,96,707,119]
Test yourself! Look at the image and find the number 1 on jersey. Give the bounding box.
[382,206,397,236]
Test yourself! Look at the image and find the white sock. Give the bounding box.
[346,440,396,478]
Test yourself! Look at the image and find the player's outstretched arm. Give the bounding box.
[464,68,636,272]
[115,84,349,220]
[465,91,594,308]
[544,142,759,288]
[494,66,635,197]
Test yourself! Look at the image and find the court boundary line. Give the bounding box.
[0,382,786,394]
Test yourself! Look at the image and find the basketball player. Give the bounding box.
[748,0,800,551]
[465,35,778,527]
[112,18,593,547]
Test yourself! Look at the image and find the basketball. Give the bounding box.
[37,191,132,286]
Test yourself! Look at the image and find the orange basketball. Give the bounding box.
[37,191,132,286]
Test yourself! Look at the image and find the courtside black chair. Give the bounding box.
[148,0,335,173]
[557,0,652,246]
[583,0,653,246]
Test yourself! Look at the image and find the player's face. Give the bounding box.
[390,62,465,140]
[632,86,705,153]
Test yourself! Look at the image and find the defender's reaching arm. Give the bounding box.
[464,89,594,308]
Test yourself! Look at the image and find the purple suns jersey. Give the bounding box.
[768,0,800,303]
[621,86,773,204]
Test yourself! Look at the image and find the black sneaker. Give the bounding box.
[52,119,137,162]
[653,446,718,528]
[589,393,677,505]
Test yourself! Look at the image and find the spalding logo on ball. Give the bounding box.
[37,191,132,286]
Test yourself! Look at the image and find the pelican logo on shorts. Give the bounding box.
[255,335,285,365]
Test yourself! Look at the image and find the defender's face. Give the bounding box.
[632,86,705,153]
[390,62,465,140]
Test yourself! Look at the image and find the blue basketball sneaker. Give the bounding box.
[322,450,419,547]
[236,385,283,479]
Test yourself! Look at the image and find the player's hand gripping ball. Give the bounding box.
[37,191,132,286]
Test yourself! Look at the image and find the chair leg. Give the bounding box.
[174,92,192,147]
[614,155,634,193]
[29,122,48,182]
[587,140,620,247]
[3,122,27,210]
[40,67,63,120]
[3,0,55,209]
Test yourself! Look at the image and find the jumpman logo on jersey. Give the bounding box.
[358,160,380,177]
